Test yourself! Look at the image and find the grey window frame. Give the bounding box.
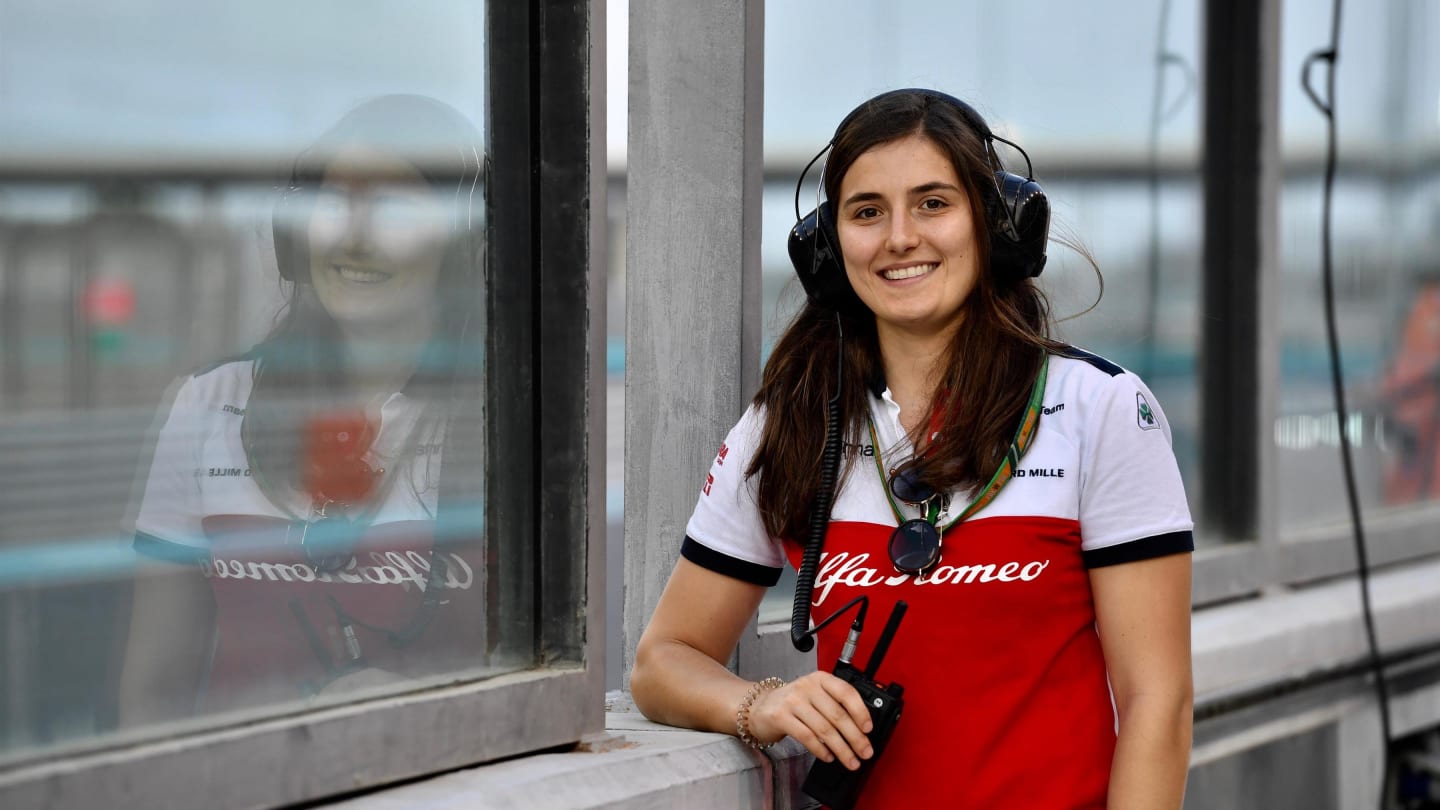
[1191,0,1440,609]
[0,0,606,807]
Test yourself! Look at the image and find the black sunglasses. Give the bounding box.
[887,469,943,575]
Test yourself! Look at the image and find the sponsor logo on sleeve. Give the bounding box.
[1136,393,1159,431]
[716,443,729,466]
[702,472,714,496]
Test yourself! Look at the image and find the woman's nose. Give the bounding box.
[339,196,375,251]
[885,212,920,253]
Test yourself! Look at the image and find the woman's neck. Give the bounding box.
[338,319,434,409]
[876,321,957,436]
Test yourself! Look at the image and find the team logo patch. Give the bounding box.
[1136,393,1159,430]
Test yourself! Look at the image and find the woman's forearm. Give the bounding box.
[119,560,215,726]
[630,636,755,735]
[1106,692,1193,810]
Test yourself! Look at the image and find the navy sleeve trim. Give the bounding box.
[681,535,783,586]
[134,531,209,565]
[1056,346,1124,377]
[1083,530,1194,569]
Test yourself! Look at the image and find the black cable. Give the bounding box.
[1141,0,1195,382]
[791,314,846,652]
[1301,4,1394,807]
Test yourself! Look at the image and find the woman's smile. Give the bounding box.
[332,265,397,285]
[879,262,939,282]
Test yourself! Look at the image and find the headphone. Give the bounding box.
[787,89,1051,312]
[271,96,486,285]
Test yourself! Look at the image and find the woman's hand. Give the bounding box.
[746,671,875,770]
[632,560,875,769]
[317,666,408,697]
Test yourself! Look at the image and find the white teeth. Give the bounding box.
[881,263,937,281]
[335,266,392,283]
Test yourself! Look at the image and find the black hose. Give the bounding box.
[792,317,846,652]
[1302,4,1393,806]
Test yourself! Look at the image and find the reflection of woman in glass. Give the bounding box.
[120,95,486,723]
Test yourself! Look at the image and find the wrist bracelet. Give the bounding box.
[736,676,785,750]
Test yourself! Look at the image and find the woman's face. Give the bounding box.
[835,133,981,338]
[307,145,450,336]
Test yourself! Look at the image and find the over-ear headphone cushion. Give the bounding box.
[987,171,1050,279]
[272,186,309,284]
[788,202,866,313]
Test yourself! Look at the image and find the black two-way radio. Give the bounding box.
[802,600,908,810]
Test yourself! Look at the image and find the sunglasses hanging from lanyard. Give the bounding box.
[870,355,1048,576]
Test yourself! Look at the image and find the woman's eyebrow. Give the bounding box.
[840,190,883,208]
[911,181,962,196]
[841,182,962,209]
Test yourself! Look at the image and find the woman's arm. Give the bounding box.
[631,557,875,770]
[118,555,216,726]
[1090,552,1194,810]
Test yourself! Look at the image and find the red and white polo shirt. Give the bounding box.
[683,348,1193,809]
[134,359,485,712]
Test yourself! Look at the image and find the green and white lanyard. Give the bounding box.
[867,354,1049,532]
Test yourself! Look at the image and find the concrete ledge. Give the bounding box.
[1193,554,1440,698]
[334,696,815,810]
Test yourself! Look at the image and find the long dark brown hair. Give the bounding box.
[748,90,1071,541]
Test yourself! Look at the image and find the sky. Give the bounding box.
[0,1,1433,169]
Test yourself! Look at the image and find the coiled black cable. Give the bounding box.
[1301,2,1393,806]
[791,314,846,652]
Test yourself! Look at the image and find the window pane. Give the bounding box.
[0,0,532,766]
[1276,2,1440,534]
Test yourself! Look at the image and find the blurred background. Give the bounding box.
[2,0,1440,806]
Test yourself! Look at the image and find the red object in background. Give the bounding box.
[303,411,378,505]
[81,277,137,326]
[1381,280,1440,503]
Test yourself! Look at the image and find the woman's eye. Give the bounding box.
[920,197,947,211]
[372,196,426,225]
[854,206,880,220]
[312,189,348,219]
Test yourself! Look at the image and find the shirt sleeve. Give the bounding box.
[1078,371,1195,568]
[134,377,210,563]
[681,405,787,586]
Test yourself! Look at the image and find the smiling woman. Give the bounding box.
[119,95,492,723]
[632,89,1195,810]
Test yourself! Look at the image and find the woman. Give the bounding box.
[120,95,487,723]
[631,89,1194,808]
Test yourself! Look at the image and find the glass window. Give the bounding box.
[0,0,561,772]
[1276,2,1440,535]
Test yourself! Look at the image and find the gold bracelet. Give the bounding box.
[736,676,785,750]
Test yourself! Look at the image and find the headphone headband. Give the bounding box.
[789,89,1051,312]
